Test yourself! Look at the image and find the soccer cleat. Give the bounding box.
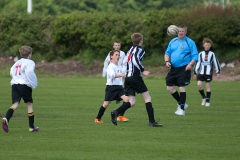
[176,109,185,116]
[175,104,188,114]
[149,121,163,127]
[29,126,39,132]
[95,118,103,124]
[205,102,210,107]
[110,110,118,125]
[117,116,129,122]
[201,98,206,106]
[2,118,9,133]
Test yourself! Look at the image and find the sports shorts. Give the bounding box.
[165,65,191,87]
[197,74,212,82]
[12,84,33,104]
[124,76,148,96]
[104,85,124,101]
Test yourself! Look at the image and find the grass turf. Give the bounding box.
[0,77,239,160]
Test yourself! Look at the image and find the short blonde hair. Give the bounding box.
[131,33,143,46]
[202,38,212,45]
[19,46,32,58]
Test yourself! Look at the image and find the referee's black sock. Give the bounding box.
[96,106,106,119]
[199,89,206,99]
[146,102,155,123]
[116,102,131,115]
[180,92,186,110]
[5,107,14,122]
[171,91,180,104]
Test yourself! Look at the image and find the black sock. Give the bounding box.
[6,108,14,122]
[116,102,131,115]
[199,89,206,99]
[96,106,106,119]
[171,91,180,105]
[180,92,186,110]
[28,112,34,128]
[118,102,126,116]
[146,102,155,123]
[206,92,211,103]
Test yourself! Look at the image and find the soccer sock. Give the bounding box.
[180,92,186,110]
[5,107,15,122]
[28,112,35,128]
[118,102,126,116]
[199,89,206,99]
[116,102,131,115]
[206,92,211,103]
[96,106,106,119]
[145,102,155,123]
[171,91,180,105]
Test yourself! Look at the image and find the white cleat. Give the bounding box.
[175,104,188,114]
[176,109,185,116]
[201,99,206,106]
[205,102,210,107]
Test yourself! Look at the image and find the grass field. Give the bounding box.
[0,77,239,160]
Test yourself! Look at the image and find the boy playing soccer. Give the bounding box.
[193,38,221,106]
[95,50,130,123]
[110,33,163,127]
[2,46,39,133]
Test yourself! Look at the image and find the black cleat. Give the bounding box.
[149,121,163,127]
[111,110,118,125]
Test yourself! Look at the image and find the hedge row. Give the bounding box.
[0,5,239,64]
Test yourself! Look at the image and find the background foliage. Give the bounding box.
[0,1,240,65]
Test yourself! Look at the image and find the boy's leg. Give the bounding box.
[205,82,211,106]
[111,102,131,125]
[2,102,19,133]
[141,92,163,127]
[95,101,109,123]
[27,102,39,132]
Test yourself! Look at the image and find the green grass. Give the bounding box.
[0,77,239,160]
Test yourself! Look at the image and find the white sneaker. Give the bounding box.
[201,99,206,106]
[175,104,188,114]
[205,102,210,107]
[176,109,185,116]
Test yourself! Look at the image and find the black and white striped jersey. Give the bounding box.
[123,46,145,77]
[194,50,221,75]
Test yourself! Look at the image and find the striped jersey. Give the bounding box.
[10,58,38,89]
[102,50,125,77]
[123,46,145,77]
[106,62,123,85]
[194,50,221,75]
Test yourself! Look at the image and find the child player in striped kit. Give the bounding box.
[193,38,221,106]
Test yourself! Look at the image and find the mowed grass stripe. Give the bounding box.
[0,77,239,160]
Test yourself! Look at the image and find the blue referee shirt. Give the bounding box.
[165,36,198,68]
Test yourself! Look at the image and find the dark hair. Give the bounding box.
[113,40,121,44]
[110,50,120,57]
[131,33,143,45]
[178,24,187,33]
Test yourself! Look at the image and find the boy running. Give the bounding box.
[2,46,39,133]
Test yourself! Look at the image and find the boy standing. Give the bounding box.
[110,33,163,127]
[95,50,130,123]
[2,46,39,133]
[193,38,221,106]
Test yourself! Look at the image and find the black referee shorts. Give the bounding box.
[197,74,213,82]
[12,84,33,104]
[165,65,191,87]
[104,85,125,101]
[124,76,148,96]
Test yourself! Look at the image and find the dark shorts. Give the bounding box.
[197,74,212,82]
[104,85,125,101]
[124,76,148,96]
[165,65,191,87]
[12,84,33,104]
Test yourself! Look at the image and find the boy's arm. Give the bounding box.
[26,62,38,89]
[102,53,110,77]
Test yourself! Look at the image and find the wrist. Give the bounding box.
[165,61,169,64]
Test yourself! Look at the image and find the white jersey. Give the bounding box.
[194,50,221,75]
[10,58,38,89]
[102,50,125,77]
[106,62,123,85]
